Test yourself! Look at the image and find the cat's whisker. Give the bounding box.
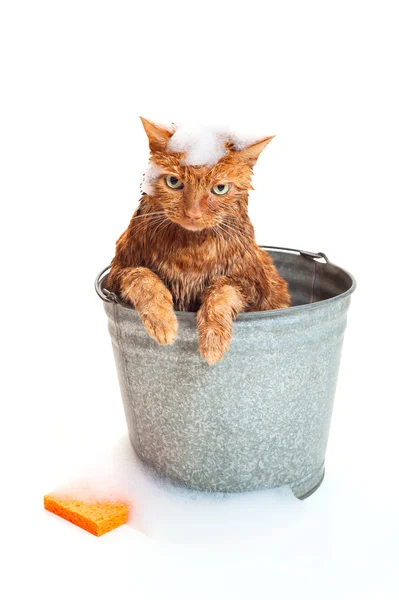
[148,217,166,228]
[144,216,169,233]
[216,225,255,251]
[223,216,254,236]
[216,223,238,241]
[157,221,172,239]
[137,203,161,212]
[159,221,172,236]
[151,218,171,237]
[131,217,166,235]
[131,215,168,231]
[221,221,244,235]
[223,219,248,231]
[219,220,255,243]
[224,221,255,239]
[131,211,165,220]
[153,219,168,234]
[208,226,219,242]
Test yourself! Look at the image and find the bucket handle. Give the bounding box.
[95,246,329,303]
[260,246,329,263]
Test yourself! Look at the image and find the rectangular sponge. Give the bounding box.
[44,494,130,536]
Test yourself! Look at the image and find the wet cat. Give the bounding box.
[106,118,290,364]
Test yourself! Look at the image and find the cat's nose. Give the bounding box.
[184,208,202,220]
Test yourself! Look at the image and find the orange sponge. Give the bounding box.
[44,494,130,536]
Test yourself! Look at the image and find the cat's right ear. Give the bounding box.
[140,117,173,153]
[233,136,275,166]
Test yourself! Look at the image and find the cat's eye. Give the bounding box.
[165,175,184,190]
[211,184,231,196]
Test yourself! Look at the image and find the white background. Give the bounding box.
[1,1,398,599]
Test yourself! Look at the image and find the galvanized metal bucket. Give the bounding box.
[95,246,355,499]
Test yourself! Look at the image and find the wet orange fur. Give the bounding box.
[106,118,290,364]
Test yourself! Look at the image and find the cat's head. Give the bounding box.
[140,117,274,232]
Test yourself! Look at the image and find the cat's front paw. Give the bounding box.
[198,326,232,365]
[141,306,178,345]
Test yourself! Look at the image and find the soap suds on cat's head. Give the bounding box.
[167,123,260,168]
[167,125,228,167]
[141,123,271,189]
[141,162,161,194]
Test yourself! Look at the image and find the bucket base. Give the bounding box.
[130,437,325,500]
[296,469,325,500]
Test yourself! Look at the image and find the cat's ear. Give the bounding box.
[234,136,275,166]
[140,117,173,153]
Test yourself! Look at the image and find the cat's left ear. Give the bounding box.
[234,136,275,166]
[140,117,174,153]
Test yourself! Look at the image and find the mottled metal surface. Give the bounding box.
[98,249,356,498]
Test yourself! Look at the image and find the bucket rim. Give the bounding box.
[95,247,356,320]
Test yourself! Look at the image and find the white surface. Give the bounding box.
[49,438,306,544]
[1,1,399,599]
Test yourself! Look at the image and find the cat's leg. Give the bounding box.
[118,267,178,345]
[197,277,247,365]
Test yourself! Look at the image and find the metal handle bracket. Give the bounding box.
[94,265,120,303]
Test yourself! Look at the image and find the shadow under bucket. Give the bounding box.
[95,246,356,499]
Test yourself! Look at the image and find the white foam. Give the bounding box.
[52,437,306,545]
[167,123,261,168]
[141,162,161,194]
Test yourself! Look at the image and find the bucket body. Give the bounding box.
[97,248,355,499]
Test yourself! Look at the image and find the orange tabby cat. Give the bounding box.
[106,118,290,364]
